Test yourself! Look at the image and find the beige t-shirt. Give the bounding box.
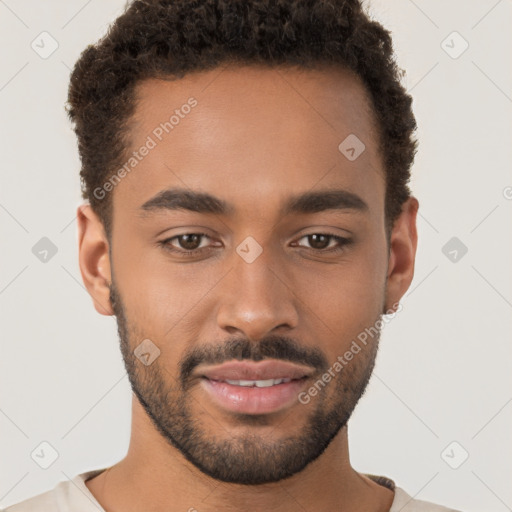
[2,468,461,512]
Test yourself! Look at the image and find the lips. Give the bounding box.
[198,360,315,382]
[196,360,315,414]
[200,377,309,414]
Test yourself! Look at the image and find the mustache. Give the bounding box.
[179,334,329,386]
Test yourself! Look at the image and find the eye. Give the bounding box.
[158,232,353,257]
[159,233,214,255]
[293,233,353,253]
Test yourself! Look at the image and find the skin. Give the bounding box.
[77,64,418,512]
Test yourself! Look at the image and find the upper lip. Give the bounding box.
[198,360,315,381]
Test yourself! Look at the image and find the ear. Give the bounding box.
[384,196,419,313]
[76,203,114,316]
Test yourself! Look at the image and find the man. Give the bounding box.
[4,0,462,510]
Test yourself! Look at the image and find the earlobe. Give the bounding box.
[384,196,419,313]
[76,203,114,316]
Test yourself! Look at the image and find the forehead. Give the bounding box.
[113,64,385,220]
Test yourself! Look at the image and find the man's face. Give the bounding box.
[99,65,399,484]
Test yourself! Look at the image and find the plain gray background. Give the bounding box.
[1,0,511,510]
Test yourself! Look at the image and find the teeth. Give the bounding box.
[224,378,292,387]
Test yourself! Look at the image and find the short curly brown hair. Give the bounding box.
[67,0,417,242]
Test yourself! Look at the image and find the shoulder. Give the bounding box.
[2,489,56,512]
[390,486,463,512]
[364,473,463,512]
[1,468,107,512]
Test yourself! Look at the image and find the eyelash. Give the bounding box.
[158,232,353,256]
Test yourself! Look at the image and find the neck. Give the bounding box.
[85,395,394,512]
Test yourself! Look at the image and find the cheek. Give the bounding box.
[296,249,386,317]
[293,247,387,354]
[120,254,222,340]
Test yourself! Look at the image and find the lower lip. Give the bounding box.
[200,377,308,415]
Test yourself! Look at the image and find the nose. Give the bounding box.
[216,247,299,342]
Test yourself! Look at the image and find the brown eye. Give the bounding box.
[159,233,212,255]
[176,234,204,250]
[305,234,331,250]
[295,233,351,252]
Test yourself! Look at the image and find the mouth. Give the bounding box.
[198,359,314,381]
[196,360,314,415]
[199,376,310,415]
[206,377,298,387]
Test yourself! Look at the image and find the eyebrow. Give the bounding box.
[138,187,369,217]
